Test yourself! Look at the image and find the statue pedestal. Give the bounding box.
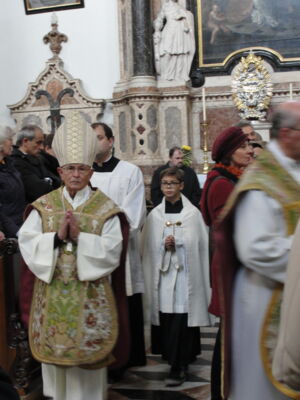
[157,79,191,89]
[112,77,195,167]
[112,76,162,166]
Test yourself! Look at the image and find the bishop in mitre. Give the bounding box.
[18,112,129,400]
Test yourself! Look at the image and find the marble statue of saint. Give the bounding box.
[153,0,195,82]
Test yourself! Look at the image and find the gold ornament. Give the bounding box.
[232,51,273,120]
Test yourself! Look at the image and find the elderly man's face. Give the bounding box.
[35,129,45,153]
[58,164,93,196]
[25,128,44,156]
[278,102,300,161]
[241,125,256,140]
[2,138,13,157]
[283,126,300,161]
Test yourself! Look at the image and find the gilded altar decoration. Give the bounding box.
[231,52,273,120]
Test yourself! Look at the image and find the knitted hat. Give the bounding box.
[212,127,248,162]
[52,112,98,167]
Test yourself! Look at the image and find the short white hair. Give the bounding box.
[0,125,15,146]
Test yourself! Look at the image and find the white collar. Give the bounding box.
[63,185,91,209]
[96,154,113,167]
[158,194,195,219]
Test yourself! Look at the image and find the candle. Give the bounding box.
[289,83,293,100]
[202,87,206,121]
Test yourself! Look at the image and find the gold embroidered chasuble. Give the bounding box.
[220,149,300,399]
[28,187,121,368]
[222,149,300,234]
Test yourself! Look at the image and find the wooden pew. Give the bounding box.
[0,240,42,399]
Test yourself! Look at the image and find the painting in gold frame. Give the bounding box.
[24,0,84,15]
[197,0,300,70]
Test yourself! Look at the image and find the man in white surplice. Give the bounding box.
[90,122,147,369]
[220,101,300,400]
[142,167,212,386]
[18,112,126,400]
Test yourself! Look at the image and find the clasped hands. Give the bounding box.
[57,211,80,243]
[165,235,175,251]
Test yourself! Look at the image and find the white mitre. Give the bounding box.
[52,112,98,167]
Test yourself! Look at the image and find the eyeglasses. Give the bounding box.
[62,165,91,175]
[161,181,181,187]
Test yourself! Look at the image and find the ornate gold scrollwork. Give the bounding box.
[232,51,273,120]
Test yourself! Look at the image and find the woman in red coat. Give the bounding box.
[200,126,253,400]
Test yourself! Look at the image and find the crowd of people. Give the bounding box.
[0,101,299,400]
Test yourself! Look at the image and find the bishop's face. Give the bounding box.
[58,163,93,197]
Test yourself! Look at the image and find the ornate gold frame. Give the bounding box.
[196,0,300,68]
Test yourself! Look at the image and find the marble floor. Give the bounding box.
[108,325,217,400]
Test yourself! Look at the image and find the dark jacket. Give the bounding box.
[0,367,20,400]
[150,163,202,208]
[39,150,60,178]
[0,158,26,237]
[10,148,60,204]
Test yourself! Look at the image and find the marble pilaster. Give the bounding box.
[113,76,162,165]
[131,0,155,77]
[117,0,133,80]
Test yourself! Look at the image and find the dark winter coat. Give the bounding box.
[0,158,26,237]
[10,148,60,204]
